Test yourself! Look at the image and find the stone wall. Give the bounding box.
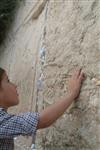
[0,0,100,150]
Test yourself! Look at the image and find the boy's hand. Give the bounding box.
[68,68,85,100]
[37,68,85,129]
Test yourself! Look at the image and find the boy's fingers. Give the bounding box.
[74,68,82,78]
[79,71,85,81]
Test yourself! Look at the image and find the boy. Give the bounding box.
[0,67,85,150]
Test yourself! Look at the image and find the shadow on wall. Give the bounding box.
[0,0,22,46]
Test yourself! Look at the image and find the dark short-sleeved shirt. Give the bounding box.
[0,107,39,150]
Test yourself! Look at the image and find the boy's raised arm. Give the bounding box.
[37,68,85,129]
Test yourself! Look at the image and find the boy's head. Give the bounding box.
[0,67,19,110]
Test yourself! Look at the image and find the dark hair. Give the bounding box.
[0,67,5,86]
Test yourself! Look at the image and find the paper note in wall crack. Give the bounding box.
[96,80,100,86]
[31,144,37,150]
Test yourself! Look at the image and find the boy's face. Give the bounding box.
[0,72,19,109]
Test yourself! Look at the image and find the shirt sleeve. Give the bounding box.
[0,112,39,139]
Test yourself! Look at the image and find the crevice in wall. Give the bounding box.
[31,1,49,149]
[29,1,49,113]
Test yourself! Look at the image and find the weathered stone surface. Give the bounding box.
[36,0,100,150]
[0,0,100,149]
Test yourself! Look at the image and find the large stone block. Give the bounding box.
[0,0,100,149]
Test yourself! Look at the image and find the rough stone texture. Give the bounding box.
[0,0,100,150]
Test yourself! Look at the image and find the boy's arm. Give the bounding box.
[37,94,75,129]
[37,68,85,129]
